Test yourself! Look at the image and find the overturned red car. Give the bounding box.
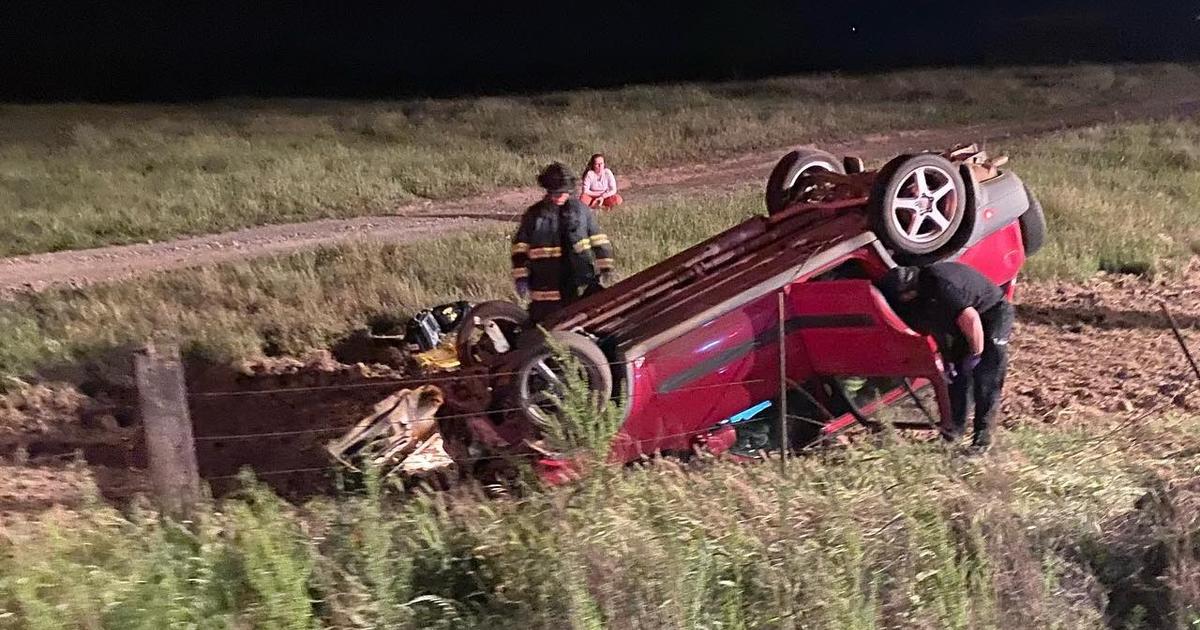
[458,144,1045,467]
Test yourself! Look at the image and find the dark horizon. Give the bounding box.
[3,1,1199,102]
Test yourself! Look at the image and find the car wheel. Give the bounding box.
[765,148,845,215]
[1019,185,1047,256]
[514,331,613,427]
[869,154,967,257]
[456,300,529,367]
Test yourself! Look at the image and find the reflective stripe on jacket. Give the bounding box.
[511,197,614,300]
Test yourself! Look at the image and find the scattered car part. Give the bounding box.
[430,300,471,332]
[326,385,454,478]
[411,344,461,371]
[403,310,443,352]
[402,301,472,353]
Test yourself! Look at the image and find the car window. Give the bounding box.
[830,376,941,428]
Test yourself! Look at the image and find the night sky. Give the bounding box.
[2,1,1199,101]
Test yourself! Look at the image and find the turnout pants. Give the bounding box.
[947,301,1014,440]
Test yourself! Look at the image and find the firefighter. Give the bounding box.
[511,162,615,322]
[876,262,1014,451]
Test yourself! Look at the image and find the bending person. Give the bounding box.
[876,263,1014,452]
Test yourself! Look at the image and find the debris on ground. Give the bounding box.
[411,342,461,371]
[326,385,456,478]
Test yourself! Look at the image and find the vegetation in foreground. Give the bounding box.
[1,416,1198,629]
[2,118,1200,379]
[1,64,1197,256]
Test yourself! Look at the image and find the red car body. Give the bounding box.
[527,158,1035,470]
[614,223,1024,461]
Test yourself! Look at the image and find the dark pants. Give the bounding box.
[947,301,1013,441]
[528,299,561,323]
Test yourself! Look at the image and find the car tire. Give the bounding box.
[869,154,968,258]
[765,147,845,215]
[897,163,981,266]
[1019,185,1047,256]
[456,300,529,367]
[514,330,613,427]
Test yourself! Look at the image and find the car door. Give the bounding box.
[785,278,951,424]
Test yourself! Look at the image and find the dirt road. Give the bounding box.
[2,96,1198,295]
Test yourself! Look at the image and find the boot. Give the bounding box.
[968,429,992,455]
[938,421,962,443]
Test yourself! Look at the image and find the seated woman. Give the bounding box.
[580,153,623,210]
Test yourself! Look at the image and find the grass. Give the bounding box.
[1013,120,1200,279]
[1,63,1197,256]
[1,415,1198,629]
[3,115,1200,380]
[3,108,1200,627]
[0,190,760,378]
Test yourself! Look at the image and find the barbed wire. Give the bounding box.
[191,377,771,442]
[199,421,801,481]
[181,348,777,398]
[198,386,1200,482]
[187,377,1199,451]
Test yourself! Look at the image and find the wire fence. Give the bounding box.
[181,295,1200,488]
[184,349,773,400]
[197,378,1200,483]
[192,377,770,443]
[200,420,811,482]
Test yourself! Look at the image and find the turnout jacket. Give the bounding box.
[511,198,614,303]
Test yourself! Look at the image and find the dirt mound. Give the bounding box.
[0,383,91,439]
[0,463,150,529]
[232,349,406,379]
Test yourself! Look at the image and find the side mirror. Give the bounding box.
[843,156,865,174]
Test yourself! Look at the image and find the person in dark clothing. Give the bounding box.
[876,262,1014,451]
[512,163,615,322]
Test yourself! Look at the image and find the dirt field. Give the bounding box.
[1,259,1195,517]
[1007,259,1200,422]
[1,95,1197,295]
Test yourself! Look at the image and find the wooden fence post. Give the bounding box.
[135,343,201,519]
[777,291,788,476]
